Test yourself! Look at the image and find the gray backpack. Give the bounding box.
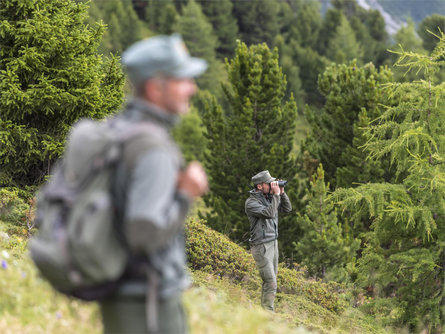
[29,118,159,300]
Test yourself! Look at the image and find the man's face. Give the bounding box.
[257,183,271,195]
[155,77,197,115]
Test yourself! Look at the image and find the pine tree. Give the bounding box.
[145,0,178,35]
[335,110,389,189]
[316,8,342,55]
[173,0,224,96]
[302,60,392,187]
[293,0,322,50]
[275,0,327,107]
[331,33,445,331]
[274,35,304,108]
[291,43,329,107]
[418,14,445,52]
[200,41,298,248]
[294,164,360,280]
[199,0,238,60]
[91,0,149,54]
[0,0,125,187]
[232,0,280,47]
[172,106,207,163]
[326,14,363,64]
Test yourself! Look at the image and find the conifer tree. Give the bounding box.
[294,164,360,280]
[91,0,148,54]
[335,110,389,189]
[232,0,280,47]
[274,35,304,108]
[302,60,392,187]
[172,106,207,163]
[199,0,238,60]
[316,8,342,55]
[391,19,426,82]
[293,0,322,50]
[418,14,445,52]
[0,0,125,187]
[275,0,325,106]
[326,14,363,64]
[331,33,445,331]
[200,41,298,249]
[173,0,224,96]
[290,43,329,107]
[145,0,178,35]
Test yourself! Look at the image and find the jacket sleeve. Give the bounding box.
[279,193,292,213]
[245,194,281,219]
[124,148,192,255]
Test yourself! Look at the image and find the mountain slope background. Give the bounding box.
[320,0,445,34]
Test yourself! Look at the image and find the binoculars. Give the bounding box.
[277,180,288,187]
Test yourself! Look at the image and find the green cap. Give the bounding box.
[122,33,208,84]
[252,170,276,185]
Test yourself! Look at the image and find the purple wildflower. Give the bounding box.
[1,260,7,269]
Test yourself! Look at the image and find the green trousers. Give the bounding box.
[251,239,278,311]
[99,290,188,334]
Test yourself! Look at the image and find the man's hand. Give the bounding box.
[270,181,281,195]
[177,161,208,198]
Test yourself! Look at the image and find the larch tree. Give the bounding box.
[331,33,445,332]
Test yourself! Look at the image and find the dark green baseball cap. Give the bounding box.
[122,33,208,84]
[252,170,276,185]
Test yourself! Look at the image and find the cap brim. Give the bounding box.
[172,58,208,78]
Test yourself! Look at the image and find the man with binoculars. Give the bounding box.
[245,170,292,312]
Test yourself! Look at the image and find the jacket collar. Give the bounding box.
[124,97,180,128]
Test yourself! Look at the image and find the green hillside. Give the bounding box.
[0,194,399,333]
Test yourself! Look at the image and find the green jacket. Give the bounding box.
[245,190,292,245]
[112,97,192,299]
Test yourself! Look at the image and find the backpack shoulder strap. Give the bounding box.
[117,121,176,171]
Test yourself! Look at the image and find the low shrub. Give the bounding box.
[186,218,260,289]
[186,218,346,313]
[0,188,36,239]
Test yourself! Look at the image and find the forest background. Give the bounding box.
[3,0,445,332]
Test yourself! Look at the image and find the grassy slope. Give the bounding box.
[0,215,399,334]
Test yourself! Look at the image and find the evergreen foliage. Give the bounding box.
[294,164,360,281]
[0,0,125,188]
[274,35,304,108]
[331,33,445,331]
[276,0,327,106]
[302,60,392,187]
[316,8,343,56]
[232,0,280,47]
[89,0,149,55]
[171,106,207,163]
[199,41,298,250]
[391,19,426,82]
[173,0,224,96]
[145,0,178,35]
[198,0,238,60]
[326,14,363,64]
[335,110,390,189]
[418,14,445,52]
